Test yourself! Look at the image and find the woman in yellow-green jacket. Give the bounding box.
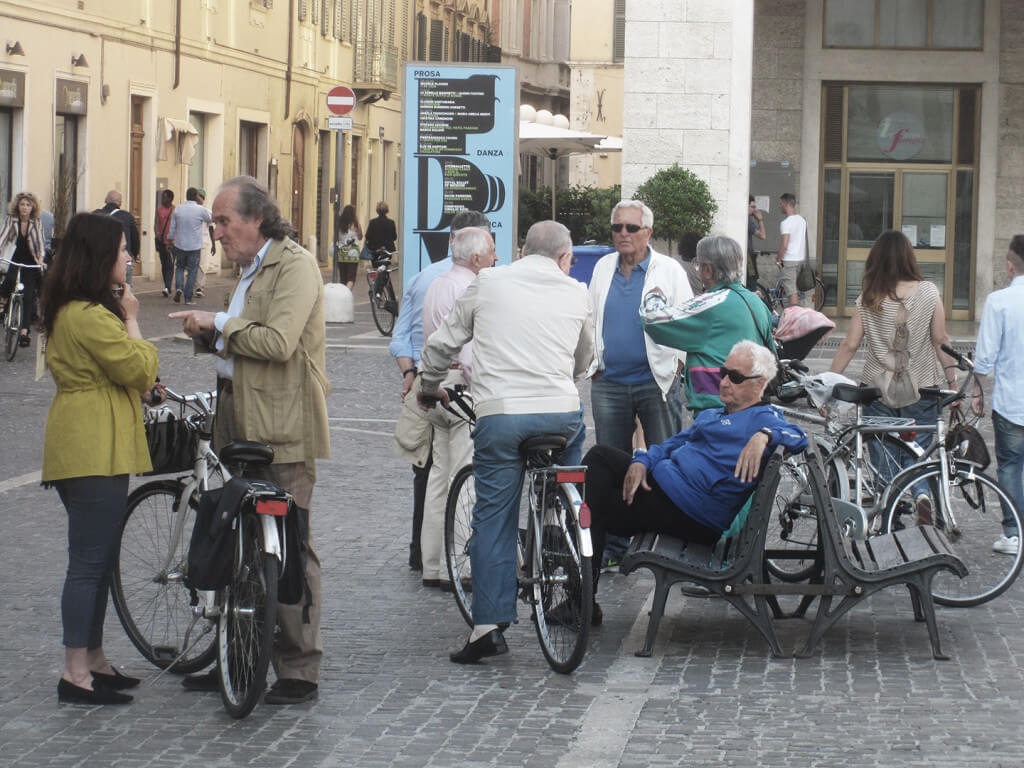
[40,213,161,706]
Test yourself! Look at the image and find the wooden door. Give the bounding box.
[129,96,145,236]
[291,124,305,243]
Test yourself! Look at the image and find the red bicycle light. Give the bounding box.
[556,471,585,483]
[579,503,591,528]
[256,499,288,516]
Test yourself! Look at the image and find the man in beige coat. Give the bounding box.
[171,175,330,704]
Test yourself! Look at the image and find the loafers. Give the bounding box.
[450,629,508,664]
[265,678,318,704]
[91,668,140,690]
[422,578,441,588]
[181,668,219,692]
[58,678,133,705]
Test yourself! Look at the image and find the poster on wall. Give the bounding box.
[401,63,517,290]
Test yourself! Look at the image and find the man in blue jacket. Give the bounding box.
[582,340,807,602]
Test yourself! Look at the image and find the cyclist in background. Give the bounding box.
[0,191,46,347]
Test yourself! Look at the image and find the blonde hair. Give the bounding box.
[9,191,40,220]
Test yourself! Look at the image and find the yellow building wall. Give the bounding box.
[0,0,408,280]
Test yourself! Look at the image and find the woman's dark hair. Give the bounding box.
[338,204,361,238]
[861,229,922,313]
[40,213,125,335]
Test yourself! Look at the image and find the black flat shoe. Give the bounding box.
[422,578,441,588]
[449,629,508,664]
[58,678,133,705]
[91,668,140,690]
[181,668,219,692]
[18,334,29,347]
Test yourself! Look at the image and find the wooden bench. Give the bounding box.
[621,451,968,660]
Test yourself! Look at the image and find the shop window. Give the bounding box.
[824,0,982,49]
[846,86,953,163]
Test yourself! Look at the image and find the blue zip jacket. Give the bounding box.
[632,404,808,532]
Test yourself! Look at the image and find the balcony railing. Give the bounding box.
[353,41,399,91]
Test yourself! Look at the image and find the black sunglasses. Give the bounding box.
[719,366,764,385]
[611,223,644,233]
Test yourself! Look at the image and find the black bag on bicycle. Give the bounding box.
[144,408,198,476]
[946,410,991,470]
[185,478,249,591]
[796,260,815,292]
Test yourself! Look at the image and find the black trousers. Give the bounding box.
[584,444,719,594]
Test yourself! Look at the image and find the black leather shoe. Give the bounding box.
[181,669,219,692]
[58,678,133,705]
[265,678,318,704]
[409,544,422,571]
[91,668,140,690]
[18,334,29,347]
[450,629,508,664]
[422,578,441,588]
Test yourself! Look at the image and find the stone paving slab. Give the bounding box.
[0,276,1018,768]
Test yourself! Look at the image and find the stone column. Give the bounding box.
[622,0,754,245]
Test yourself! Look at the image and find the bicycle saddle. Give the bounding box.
[520,435,568,456]
[831,383,881,405]
[219,440,275,468]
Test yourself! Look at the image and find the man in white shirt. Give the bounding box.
[417,220,593,664]
[972,234,1024,556]
[418,226,496,589]
[776,192,808,307]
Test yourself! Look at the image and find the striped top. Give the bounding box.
[857,280,942,407]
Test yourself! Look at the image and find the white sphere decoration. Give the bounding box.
[519,104,537,122]
[535,109,553,125]
[552,114,570,130]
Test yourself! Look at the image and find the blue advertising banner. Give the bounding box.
[401,63,517,291]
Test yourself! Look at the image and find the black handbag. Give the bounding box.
[796,259,815,292]
[144,408,198,476]
[946,410,991,470]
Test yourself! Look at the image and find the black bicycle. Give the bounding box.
[1,259,43,360]
[367,248,399,336]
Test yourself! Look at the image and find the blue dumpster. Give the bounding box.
[570,245,616,286]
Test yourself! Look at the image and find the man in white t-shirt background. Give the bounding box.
[776,192,808,307]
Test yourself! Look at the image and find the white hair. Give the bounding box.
[450,226,493,265]
[730,339,777,381]
[610,199,653,229]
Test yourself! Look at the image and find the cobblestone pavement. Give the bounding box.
[0,274,1020,768]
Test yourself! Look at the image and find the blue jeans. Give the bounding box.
[993,410,1024,537]
[590,375,682,453]
[864,398,936,498]
[56,474,129,649]
[173,247,201,302]
[469,408,585,626]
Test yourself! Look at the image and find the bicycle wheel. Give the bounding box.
[832,431,920,514]
[5,294,22,361]
[755,282,776,315]
[370,279,396,336]
[218,512,278,719]
[531,485,592,674]
[765,454,820,582]
[883,462,1024,607]
[112,480,217,673]
[812,277,826,310]
[444,464,475,627]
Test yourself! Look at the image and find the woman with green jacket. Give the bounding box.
[41,213,161,705]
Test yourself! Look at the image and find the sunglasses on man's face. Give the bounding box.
[719,366,764,385]
[611,223,644,233]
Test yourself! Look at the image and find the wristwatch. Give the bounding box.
[759,427,773,441]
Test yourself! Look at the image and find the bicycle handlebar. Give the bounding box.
[0,258,44,270]
[160,387,217,415]
[941,343,974,372]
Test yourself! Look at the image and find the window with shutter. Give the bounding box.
[321,0,329,35]
[429,18,443,61]
[823,85,844,162]
[416,13,427,60]
[612,0,625,62]
[298,0,308,22]
[311,0,318,26]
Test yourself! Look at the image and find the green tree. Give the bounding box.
[633,164,717,256]
[518,184,622,245]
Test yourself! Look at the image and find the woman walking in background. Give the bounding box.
[154,189,175,297]
[41,213,162,705]
[0,191,47,346]
[335,203,363,290]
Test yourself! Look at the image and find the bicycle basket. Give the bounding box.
[143,406,199,475]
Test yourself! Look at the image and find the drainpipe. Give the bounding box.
[173,0,181,89]
[285,0,294,119]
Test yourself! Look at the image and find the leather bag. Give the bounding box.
[945,410,991,470]
[796,259,815,292]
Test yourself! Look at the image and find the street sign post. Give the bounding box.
[326,85,356,116]
[328,116,353,130]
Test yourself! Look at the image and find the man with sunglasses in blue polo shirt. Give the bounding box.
[582,341,806,606]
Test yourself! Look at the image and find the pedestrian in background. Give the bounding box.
[972,234,1024,555]
[776,193,807,307]
[93,190,139,286]
[0,191,46,347]
[154,189,175,297]
[747,195,766,290]
[40,212,161,705]
[167,187,213,305]
[335,204,362,290]
[192,188,215,298]
[364,200,397,258]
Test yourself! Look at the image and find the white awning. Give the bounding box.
[159,117,199,164]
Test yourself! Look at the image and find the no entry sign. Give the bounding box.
[326,85,356,116]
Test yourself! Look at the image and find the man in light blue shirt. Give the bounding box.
[391,209,491,572]
[168,187,213,305]
[973,234,1024,555]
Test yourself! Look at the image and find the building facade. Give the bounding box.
[0,0,413,279]
[623,0,1016,320]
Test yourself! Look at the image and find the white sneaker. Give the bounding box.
[993,535,1019,555]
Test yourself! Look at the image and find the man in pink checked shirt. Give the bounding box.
[418,226,497,589]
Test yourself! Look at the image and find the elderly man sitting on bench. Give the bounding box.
[583,340,808,611]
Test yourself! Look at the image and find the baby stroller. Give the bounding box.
[773,305,834,361]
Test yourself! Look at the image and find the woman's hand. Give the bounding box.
[119,283,139,320]
[623,462,650,505]
[142,382,166,406]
